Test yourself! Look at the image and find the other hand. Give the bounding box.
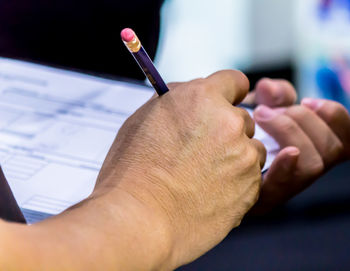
[247,79,350,214]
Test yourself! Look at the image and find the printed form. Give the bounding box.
[0,57,279,223]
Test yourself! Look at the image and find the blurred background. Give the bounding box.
[153,0,350,270]
[156,0,350,109]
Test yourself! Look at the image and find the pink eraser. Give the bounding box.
[121,28,135,42]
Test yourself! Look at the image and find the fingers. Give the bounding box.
[254,105,324,179]
[250,99,350,214]
[251,147,300,215]
[205,70,250,105]
[233,107,255,138]
[243,78,297,107]
[302,98,350,158]
[251,138,267,169]
[284,105,343,167]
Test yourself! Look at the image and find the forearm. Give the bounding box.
[0,187,174,271]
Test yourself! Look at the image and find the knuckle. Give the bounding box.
[327,139,344,162]
[278,117,299,135]
[188,78,208,94]
[247,171,262,207]
[220,70,250,97]
[240,107,252,122]
[237,108,254,134]
[307,158,325,177]
[246,144,260,167]
[182,79,211,105]
[223,112,246,137]
[255,139,267,156]
[215,111,245,144]
[233,70,250,91]
[286,105,310,118]
[286,105,311,121]
[251,139,266,166]
[252,180,261,204]
[234,115,246,135]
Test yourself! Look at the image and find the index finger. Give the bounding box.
[205,70,250,105]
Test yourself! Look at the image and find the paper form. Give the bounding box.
[0,57,278,223]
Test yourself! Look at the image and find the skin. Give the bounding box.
[0,73,348,270]
[247,78,350,214]
[0,70,266,271]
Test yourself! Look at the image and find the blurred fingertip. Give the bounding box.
[256,78,276,94]
[284,146,300,157]
[301,98,324,111]
[273,107,287,114]
[256,77,273,86]
[256,78,287,107]
[278,146,300,170]
[253,104,277,121]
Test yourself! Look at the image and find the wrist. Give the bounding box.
[89,187,177,270]
[93,165,189,269]
[0,184,178,270]
[4,188,178,270]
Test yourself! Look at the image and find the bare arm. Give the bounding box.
[0,188,172,270]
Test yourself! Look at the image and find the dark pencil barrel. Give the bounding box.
[133,47,169,96]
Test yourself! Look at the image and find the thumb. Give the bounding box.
[243,78,297,107]
[251,146,300,215]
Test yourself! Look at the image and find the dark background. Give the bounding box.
[179,161,350,271]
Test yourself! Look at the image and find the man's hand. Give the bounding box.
[246,78,350,214]
[0,70,265,271]
[94,70,266,269]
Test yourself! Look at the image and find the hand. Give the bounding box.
[95,70,266,269]
[249,80,350,214]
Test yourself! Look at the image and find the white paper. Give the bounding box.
[0,58,154,222]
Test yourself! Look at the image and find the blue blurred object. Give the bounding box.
[318,0,350,20]
[315,58,350,108]
[319,0,333,19]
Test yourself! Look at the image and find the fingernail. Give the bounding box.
[254,105,277,121]
[284,146,300,157]
[301,98,324,111]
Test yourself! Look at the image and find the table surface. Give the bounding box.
[178,161,350,271]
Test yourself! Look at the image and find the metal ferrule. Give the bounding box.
[123,35,142,53]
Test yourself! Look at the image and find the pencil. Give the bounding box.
[121,28,169,96]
